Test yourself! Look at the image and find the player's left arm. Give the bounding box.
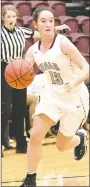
[33,24,71,38]
[55,24,71,32]
[60,36,89,91]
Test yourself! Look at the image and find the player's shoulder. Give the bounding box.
[57,34,72,48]
[57,34,70,41]
[25,40,38,55]
[55,34,70,47]
[31,39,39,50]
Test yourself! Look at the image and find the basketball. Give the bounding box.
[4,58,35,89]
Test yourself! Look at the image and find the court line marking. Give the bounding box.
[2,175,89,183]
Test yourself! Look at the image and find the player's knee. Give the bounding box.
[30,130,43,145]
[30,134,41,145]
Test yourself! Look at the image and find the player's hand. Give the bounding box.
[55,24,71,31]
[64,81,75,92]
[8,57,13,63]
[14,57,21,59]
[8,57,21,62]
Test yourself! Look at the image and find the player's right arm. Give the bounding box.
[25,46,35,67]
[25,45,43,75]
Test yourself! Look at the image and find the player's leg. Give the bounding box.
[56,109,88,160]
[56,112,81,151]
[20,113,54,187]
[27,93,38,127]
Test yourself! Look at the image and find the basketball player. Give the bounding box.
[20,6,89,187]
[1,4,69,156]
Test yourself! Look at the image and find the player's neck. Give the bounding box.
[40,33,56,50]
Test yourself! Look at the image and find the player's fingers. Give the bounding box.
[8,57,21,63]
[15,57,21,59]
[62,24,71,31]
[8,57,13,63]
[65,26,71,31]
[64,83,71,92]
[66,25,71,31]
[68,28,71,31]
[9,57,13,60]
[65,87,71,92]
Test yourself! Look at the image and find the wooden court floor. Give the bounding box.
[1,137,89,186]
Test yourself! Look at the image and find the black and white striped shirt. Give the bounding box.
[1,26,34,62]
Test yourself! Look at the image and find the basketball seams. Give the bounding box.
[6,66,34,83]
[5,71,16,82]
[6,76,33,83]
[11,59,34,80]
[15,59,27,88]
[5,59,35,89]
[20,64,35,78]
[12,59,26,87]
[20,59,24,78]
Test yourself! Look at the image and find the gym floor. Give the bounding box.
[2,136,89,186]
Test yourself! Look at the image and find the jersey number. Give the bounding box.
[49,71,63,85]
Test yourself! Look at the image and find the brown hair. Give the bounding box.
[2,4,18,19]
[32,5,54,22]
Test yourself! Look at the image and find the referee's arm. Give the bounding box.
[20,24,71,39]
[21,27,41,39]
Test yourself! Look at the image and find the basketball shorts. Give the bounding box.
[34,84,89,136]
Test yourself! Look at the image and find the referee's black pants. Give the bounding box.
[1,61,12,146]
[12,88,27,147]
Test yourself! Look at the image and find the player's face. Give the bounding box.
[3,10,17,30]
[36,10,55,36]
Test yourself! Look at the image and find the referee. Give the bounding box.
[1,4,41,156]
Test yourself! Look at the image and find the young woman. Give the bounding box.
[20,6,89,187]
[1,4,68,156]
